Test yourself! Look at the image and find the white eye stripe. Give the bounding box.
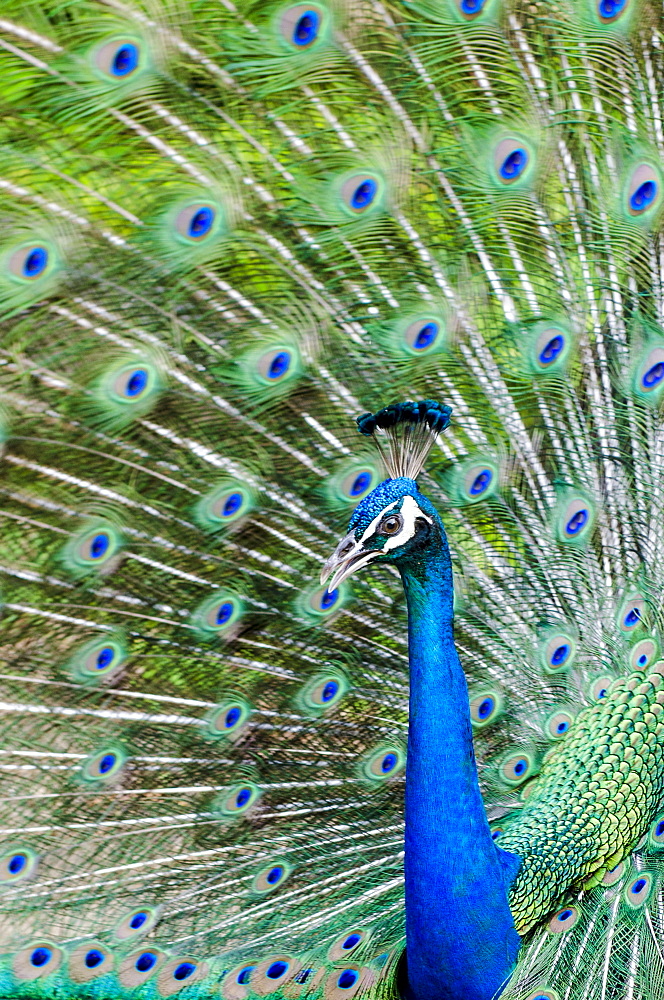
[359,495,431,552]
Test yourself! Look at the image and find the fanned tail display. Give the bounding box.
[2,2,664,998]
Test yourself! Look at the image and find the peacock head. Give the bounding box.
[321,476,444,589]
[321,401,451,590]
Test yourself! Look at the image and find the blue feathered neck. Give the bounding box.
[399,503,522,1000]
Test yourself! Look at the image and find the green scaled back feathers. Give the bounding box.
[2,2,664,999]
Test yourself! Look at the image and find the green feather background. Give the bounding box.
[2,1,664,999]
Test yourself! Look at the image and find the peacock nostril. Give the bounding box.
[338,541,354,557]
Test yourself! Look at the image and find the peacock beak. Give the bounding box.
[320,532,379,591]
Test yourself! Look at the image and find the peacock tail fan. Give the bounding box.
[1,1,664,999]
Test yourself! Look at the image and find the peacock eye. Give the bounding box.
[380,514,402,535]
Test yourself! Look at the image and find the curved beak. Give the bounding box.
[320,531,378,591]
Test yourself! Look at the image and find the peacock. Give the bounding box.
[3,1,664,998]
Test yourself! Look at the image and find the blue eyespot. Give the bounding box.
[350,472,371,496]
[413,322,439,350]
[337,969,359,989]
[223,493,243,516]
[478,697,494,719]
[174,963,195,981]
[630,180,657,213]
[237,967,253,984]
[268,351,291,379]
[320,588,338,610]
[351,179,377,211]
[85,950,104,969]
[96,647,114,669]
[296,969,314,983]
[469,469,492,496]
[31,948,51,967]
[90,533,110,559]
[642,361,664,387]
[490,828,503,840]
[135,953,157,972]
[558,909,572,921]
[539,335,564,365]
[267,961,289,979]
[598,0,627,19]
[216,603,233,626]
[112,43,139,77]
[23,247,48,278]
[225,707,241,728]
[514,760,526,775]
[501,752,532,784]
[557,721,569,733]
[381,753,397,773]
[460,0,487,13]
[236,788,251,808]
[657,821,664,836]
[99,753,116,774]
[322,681,339,702]
[124,369,148,398]
[624,607,641,627]
[266,866,283,885]
[565,509,588,535]
[293,10,319,45]
[8,854,26,874]
[632,878,646,894]
[130,912,147,929]
[598,688,606,698]
[500,148,528,181]
[342,934,361,950]
[551,644,569,666]
[188,207,215,239]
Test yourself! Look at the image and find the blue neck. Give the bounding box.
[400,535,522,1000]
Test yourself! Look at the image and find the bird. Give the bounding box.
[1,0,664,998]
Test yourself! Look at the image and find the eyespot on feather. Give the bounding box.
[249,955,302,996]
[623,872,653,908]
[617,593,646,632]
[624,163,661,219]
[61,522,124,576]
[649,815,664,849]
[68,635,127,684]
[629,637,658,671]
[279,5,326,48]
[323,964,373,999]
[215,782,261,818]
[601,862,624,885]
[80,747,126,783]
[595,0,630,21]
[206,699,251,740]
[117,949,167,989]
[68,941,113,983]
[194,480,255,531]
[300,583,349,620]
[339,172,384,217]
[523,991,560,1000]
[12,943,63,981]
[0,846,38,886]
[191,591,244,638]
[555,495,595,544]
[445,457,499,505]
[588,675,614,701]
[299,671,348,714]
[545,709,575,740]
[632,344,664,402]
[92,37,145,81]
[114,906,161,941]
[174,203,221,243]
[251,860,292,895]
[540,632,577,674]
[329,463,380,505]
[8,243,53,282]
[547,906,579,933]
[469,690,503,729]
[361,744,405,782]
[156,956,209,996]
[492,138,534,187]
[499,751,534,786]
[327,930,369,962]
[531,322,572,374]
